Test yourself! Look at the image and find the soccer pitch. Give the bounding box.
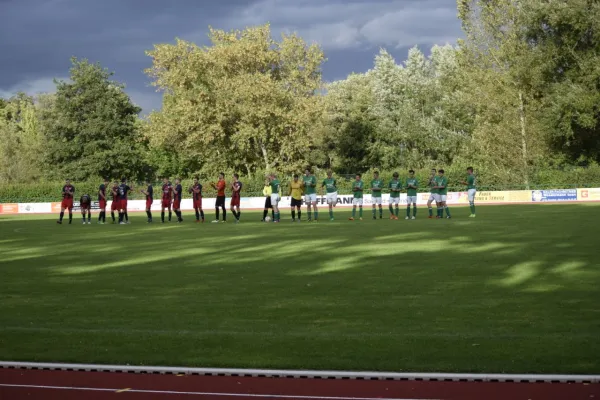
[1,204,599,374]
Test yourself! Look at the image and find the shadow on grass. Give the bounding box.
[0,204,599,373]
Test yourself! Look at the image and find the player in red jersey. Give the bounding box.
[173,178,183,223]
[110,180,120,223]
[210,172,227,223]
[97,178,109,224]
[161,177,173,223]
[230,173,242,223]
[80,193,92,224]
[189,177,204,223]
[141,180,154,223]
[57,179,75,224]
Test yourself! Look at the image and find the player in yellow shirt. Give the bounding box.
[288,174,304,222]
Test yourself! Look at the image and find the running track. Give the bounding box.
[1,362,598,400]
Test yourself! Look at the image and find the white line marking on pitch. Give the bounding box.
[0,384,441,400]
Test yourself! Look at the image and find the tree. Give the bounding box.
[0,94,44,183]
[44,57,145,181]
[144,24,326,175]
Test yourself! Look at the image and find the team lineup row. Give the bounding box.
[55,168,477,224]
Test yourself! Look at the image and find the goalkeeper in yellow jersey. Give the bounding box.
[288,174,304,222]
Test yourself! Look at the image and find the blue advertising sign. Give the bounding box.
[531,189,577,202]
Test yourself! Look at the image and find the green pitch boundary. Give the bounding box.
[1,362,598,383]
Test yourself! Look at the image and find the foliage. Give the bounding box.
[44,57,147,181]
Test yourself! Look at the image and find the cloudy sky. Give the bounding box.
[0,0,462,114]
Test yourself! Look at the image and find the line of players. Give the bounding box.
[56,167,477,224]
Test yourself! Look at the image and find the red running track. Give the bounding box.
[1,368,599,400]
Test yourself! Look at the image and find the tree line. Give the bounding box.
[1,0,599,192]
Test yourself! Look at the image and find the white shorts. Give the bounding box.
[372,196,382,205]
[305,193,317,203]
[352,198,363,206]
[428,193,440,203]
[390,197,400,205]
[439,195,447,202]
[270,193,280,205]
[326,192,338,205]
[407,196,417,204]
[468,189,476,202]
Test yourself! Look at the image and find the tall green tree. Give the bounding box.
[44,57,145,181]
[144,24,325,175]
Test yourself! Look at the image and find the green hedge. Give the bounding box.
[2,166,600,203]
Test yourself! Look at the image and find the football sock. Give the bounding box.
[291,210,296,219]
[395,206,399,217]
[297,210,301,220]
[314,210,318,220]
[271,210,275,219]
[161,211,165,222]
[372,208,376,218]
[124,211,129,222]
[329,210,333,219]
[118,212,123,223]
[237,210,241,220]
[413,205,417,217]
[68,213,72,222]
[200,210,204,220]
[307,210,312,220]
[428,207,433,217]
[389,204,394,215]
[223,209,226,221]
[379,207,383,218]
[470,202,475,214]
[146,211,151,220]
[359,207,363,218]
[168,211,172,221]
[98,212,102,222]
[437,207,442,217]
[445,206,451,217]
[263,209,268,220]
[195,209,200,220]
[352,207,356,217]
[406,206,411,217]
[87,214,91,223]
[59,212,64,222]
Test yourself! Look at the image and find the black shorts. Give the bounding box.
[264,196,273,209]
[216,196,225,208]
[291,198,302,208]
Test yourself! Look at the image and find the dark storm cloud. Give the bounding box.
[0,0,462,113]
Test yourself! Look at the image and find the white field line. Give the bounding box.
[1,361,599,383]
[0,383,439,400]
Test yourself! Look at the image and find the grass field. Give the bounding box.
[1,204,599,374]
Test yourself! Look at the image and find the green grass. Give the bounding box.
[1,204,599,374]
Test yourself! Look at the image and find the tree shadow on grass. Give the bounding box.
[0,204,599,373]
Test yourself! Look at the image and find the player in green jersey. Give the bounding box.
[434,169,451,219]
[388,172,402,219]
[269,173,282,222]
[321,170,337,221]
[462,167,476,217]
[370,171,384,219]
[349,174,364,221]
[303,168,319,221]
[427,168,439,219]
[405,169,418,219]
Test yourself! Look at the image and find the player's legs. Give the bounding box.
[123,200,129,223]
[411,199,417,219]
[312,196,318,221]
[441,196,450,218]
[468,189,476,216]
[388,198,395,219]
[427,195,434,218]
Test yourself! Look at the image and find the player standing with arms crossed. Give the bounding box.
[463,167,477,218]
[230,174,242,223]
[269,173,282,223]
[288,174,303,222]
[211,173,227,223]
[79,193,92,224]
[370,171,384,219]
[303,168,318,222]
[427,168,439,219]
[172,178,184,223]
[349,174,364,221]
[57,179,75,224]
[321,170,337,221]
[97,178,109,224]
[190,177,204,223]
[435,169,451,219]
[406,170,418,220]
[388,172,402,219]
[141,180,153,223]
[160,177,173,223]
